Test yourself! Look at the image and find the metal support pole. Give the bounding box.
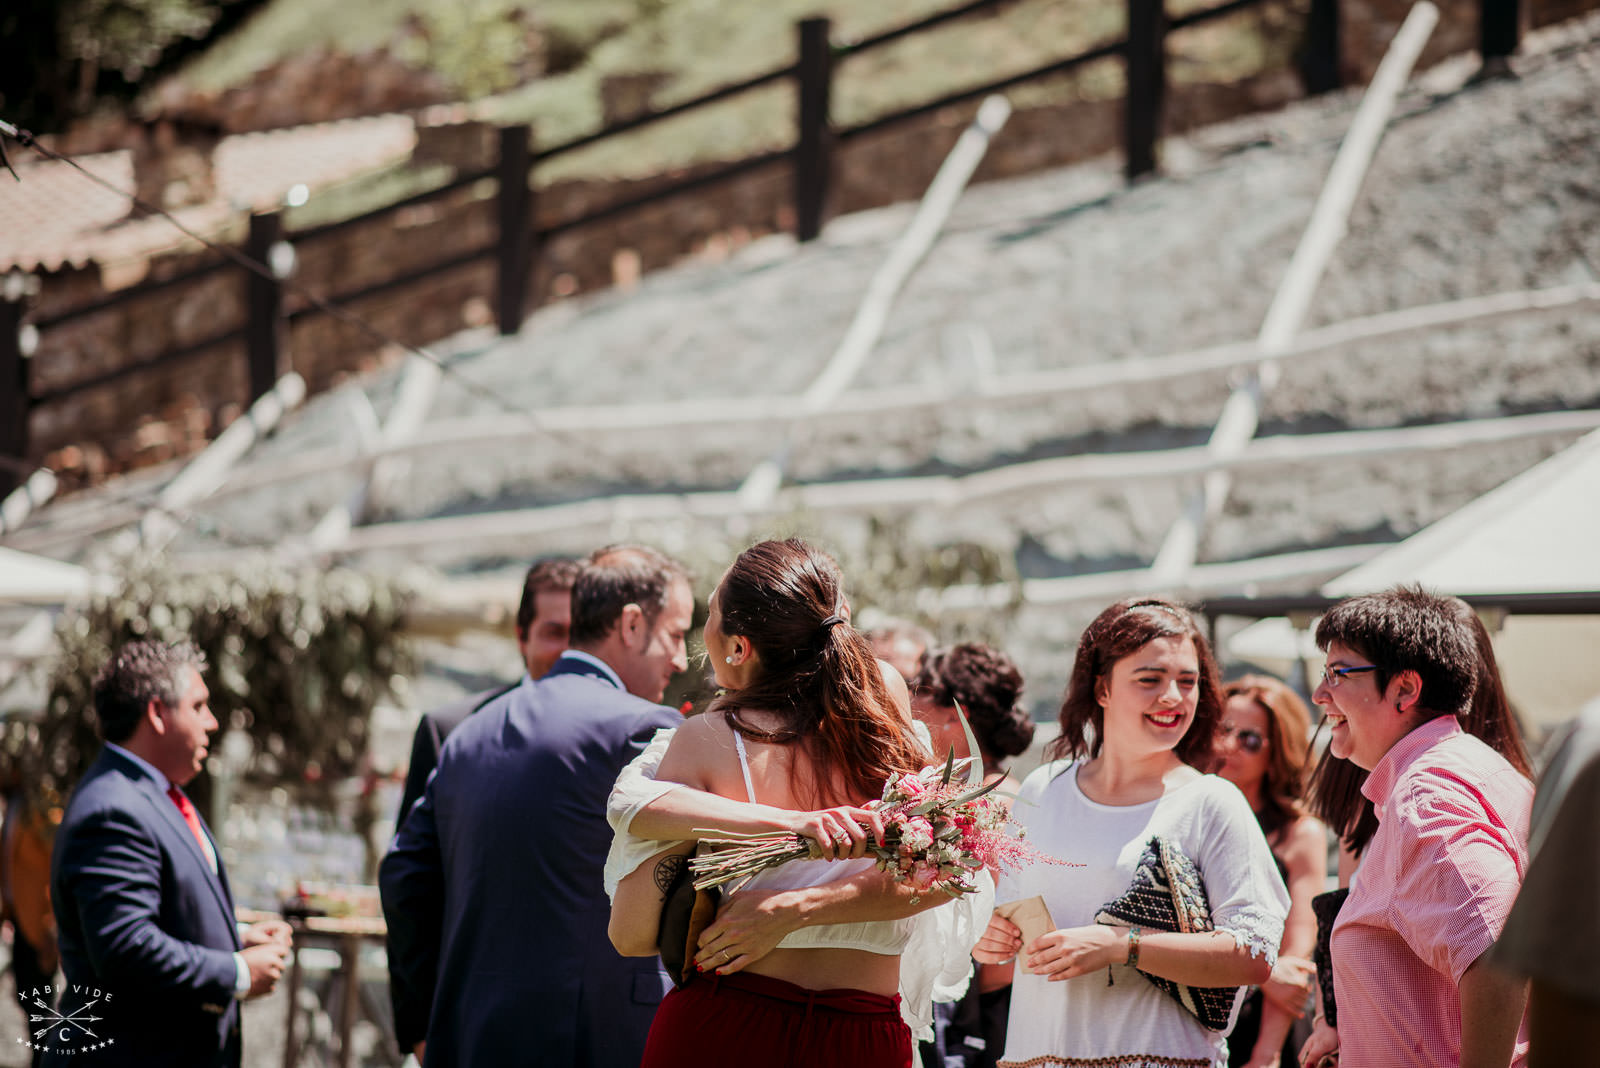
[1148,1,1439,588]
[1301,0,1343,94]
[1479,0,1520,67]
[1124,0,1167,180]
[0,285,30,498]
[244,212,286,402]
[794,17,834,242]
[496,125,533,336]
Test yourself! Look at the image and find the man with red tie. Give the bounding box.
[47,640,292,1067]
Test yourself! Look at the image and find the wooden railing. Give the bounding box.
[0,0,1525,497]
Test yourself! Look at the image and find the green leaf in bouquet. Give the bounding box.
[952,700,983,787]
[949,776,1004,807]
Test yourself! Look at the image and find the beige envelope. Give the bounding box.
[995,896,1056,973]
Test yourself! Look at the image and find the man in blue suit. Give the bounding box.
[47,640,292,1067]
[381,545,692,1067]
[394,556,579,831]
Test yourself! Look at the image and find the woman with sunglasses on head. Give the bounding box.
[1216,676,1327,1068]
[1295,588,1534,1068]
[973,597,1287,1068]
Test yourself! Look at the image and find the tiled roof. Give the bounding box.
[0,114,417,275]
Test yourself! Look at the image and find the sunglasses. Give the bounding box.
[1219,724,1266,754]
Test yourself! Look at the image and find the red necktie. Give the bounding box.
[167,784,208,854]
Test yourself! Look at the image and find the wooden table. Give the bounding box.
[279,914,390,1068]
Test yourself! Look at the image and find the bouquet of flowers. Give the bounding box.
[689,745,1071,904]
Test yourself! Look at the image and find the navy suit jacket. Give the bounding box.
[380,655,682,1067]
[395,683,517,830]
[48,747,243,1068]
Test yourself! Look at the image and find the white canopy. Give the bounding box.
[0,546,95,604]
[1326,427,1600,595]
[1227,428,1600,731]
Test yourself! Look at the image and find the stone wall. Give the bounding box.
[19,0,1594,491]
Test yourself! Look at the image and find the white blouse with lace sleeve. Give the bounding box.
[994,761,1288,1067]
[601,722,993,1042]
[603,727,679,897]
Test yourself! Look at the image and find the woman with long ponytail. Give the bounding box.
[609,538,955,1068]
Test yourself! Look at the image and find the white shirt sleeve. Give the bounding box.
[604,727,686,899]
[233,952,252,997]
[899,870,995,1041]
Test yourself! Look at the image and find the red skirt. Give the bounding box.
[640,970,912,1068]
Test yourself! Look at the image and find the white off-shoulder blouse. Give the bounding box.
[604,724,993,1042]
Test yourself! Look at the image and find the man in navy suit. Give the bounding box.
[381,545,692,1067]
[394,556,579,831]
[46,640,292,1067]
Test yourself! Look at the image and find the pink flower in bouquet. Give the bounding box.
[691,746,1076,903]
[898,816,935,854]
[909,860,941,891]
[886,773,927,803]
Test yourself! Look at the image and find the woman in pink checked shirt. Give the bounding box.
[1297,587,1534,1068]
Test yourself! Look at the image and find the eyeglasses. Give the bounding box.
[1219,725,1266,754]
[1321,664,1378,688]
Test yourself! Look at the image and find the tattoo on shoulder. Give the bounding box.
[654,853,687,895]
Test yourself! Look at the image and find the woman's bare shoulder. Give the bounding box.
[657,709,740,787]
[672,707,735,743]
[1285,812,1328,845]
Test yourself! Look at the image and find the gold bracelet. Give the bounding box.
[1126,925,1142,969]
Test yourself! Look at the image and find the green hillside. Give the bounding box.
[178,0,1303,182]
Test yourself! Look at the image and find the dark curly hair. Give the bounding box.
[93,640,208,744]
[911,643,1034,764]
[1047,597,1222,770]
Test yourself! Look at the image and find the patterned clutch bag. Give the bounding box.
[1094,835,1241,1031]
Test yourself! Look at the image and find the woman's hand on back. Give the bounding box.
[787,804,885,860]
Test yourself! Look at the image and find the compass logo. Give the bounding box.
[16,985,119,1056]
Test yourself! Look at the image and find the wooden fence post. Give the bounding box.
[1301,0,1343,94]
[1480,0,1520,66]
[1124,0,1167,180]
[244,212,285,402]
[794,17,834,242]
[0,284,28,497]
[497,124,533,336]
